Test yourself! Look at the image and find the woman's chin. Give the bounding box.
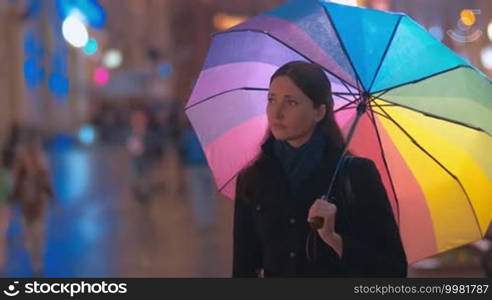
[271,131,288,141]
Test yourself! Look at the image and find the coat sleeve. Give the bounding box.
[320,158,408,277]
[232,173,263,277]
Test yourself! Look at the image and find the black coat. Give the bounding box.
[232,138,408,277]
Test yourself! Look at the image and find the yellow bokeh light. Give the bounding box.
[213,13,248,31]
[460,9,476,26]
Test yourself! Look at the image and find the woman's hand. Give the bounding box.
[308,197,343,258]
[308,197,337,238]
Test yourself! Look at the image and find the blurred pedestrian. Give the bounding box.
[2,123,21,170]
[0,123,21,276]
[11,129,55,276]
[178,121,216,231]
[127,108,163,203]
[169,101,187,195]
[0,153,14,276]
[150,102,173,191]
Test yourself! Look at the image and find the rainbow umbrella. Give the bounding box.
[184,0,492,264]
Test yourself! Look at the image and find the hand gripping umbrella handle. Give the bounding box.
[309,195,328,229]
[309,217,324,229]
[308,101,367,231]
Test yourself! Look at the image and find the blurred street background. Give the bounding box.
[0,0,491,277]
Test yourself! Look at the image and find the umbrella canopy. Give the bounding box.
[185,0,492,264]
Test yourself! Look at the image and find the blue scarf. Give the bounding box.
[273,128,327,195]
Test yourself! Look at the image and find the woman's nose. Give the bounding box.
[271,103,284,119]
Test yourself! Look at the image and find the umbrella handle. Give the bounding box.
[309,194,328,229]
[307,106,364,232]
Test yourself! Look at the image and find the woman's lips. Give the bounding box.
[271,123,287,130]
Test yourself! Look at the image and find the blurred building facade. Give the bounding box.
[0,0,491,142]
[0,2,28,142]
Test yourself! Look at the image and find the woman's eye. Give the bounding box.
[267,98,275,103]
[288,100,298,106]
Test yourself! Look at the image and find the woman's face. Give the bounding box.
[267,76,326,148]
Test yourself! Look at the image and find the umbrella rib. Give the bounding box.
[334,96,361,113]
[184,87,268,111]
[371,110,392,119]
[339,78,361,101]
[216,29,358,91]
[333,92,359,96]
[218,173,239,196]
[372,101,484,237]
[320,4,364,92]
[370,103,398,107]
[367,15,403,92]
[332,92,355,96]
[370,96,490,136]
[334,93,358,103]
[335,105,358,113]
[366,106,402,226]
[371,65,479,95]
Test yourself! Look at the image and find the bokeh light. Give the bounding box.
[460,9,476,27]
[157,63,173,77]
[213,13,247,30]
[78,124,97,146]
[62,13,89,48]
[480,46,492,70]
[83,38,98,55]
[329,0,358,6]
[23,59,38,88]
[487,21,492,41]
[49,73,70,96]
[56,0,106,29]
[103,49,123,69]
[93,67,109,86]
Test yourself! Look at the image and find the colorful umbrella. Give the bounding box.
[184,0,492,264]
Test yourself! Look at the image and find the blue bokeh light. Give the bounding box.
[56,0,106,29]
[49,73,70,96]
[24,59,38,88]
[78,124,97,146]
[23,32,38,57]
[83,38,98,55]
[157,63,173,77]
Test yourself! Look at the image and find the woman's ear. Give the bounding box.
[315,104,327,122]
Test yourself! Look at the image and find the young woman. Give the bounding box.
[232,61,407,277]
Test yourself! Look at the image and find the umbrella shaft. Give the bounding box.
[324,100,367,200]
[310,102,367,230]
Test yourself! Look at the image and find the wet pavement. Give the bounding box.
[4,144,233,278]
[2,143,487,278]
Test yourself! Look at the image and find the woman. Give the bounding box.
[232,61,407,277]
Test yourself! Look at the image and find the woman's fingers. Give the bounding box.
[311,199,337,213]
[308,199,336,221]
[308,207,332,220]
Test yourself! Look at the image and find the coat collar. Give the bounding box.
[255,135,342,205]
